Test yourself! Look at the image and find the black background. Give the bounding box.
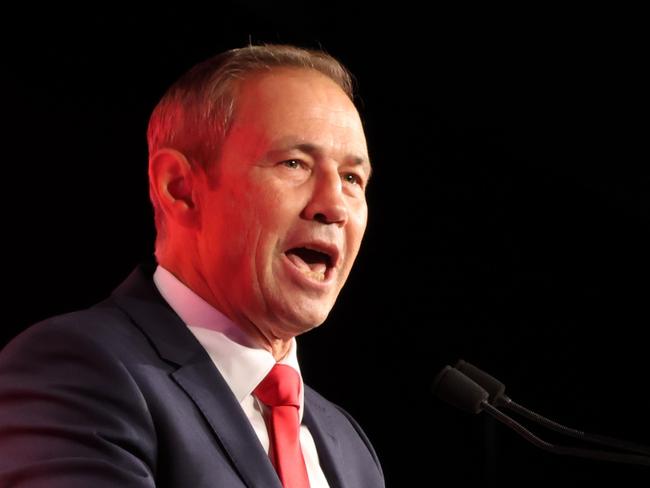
[3,3,649,486]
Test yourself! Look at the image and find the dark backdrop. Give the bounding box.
[4,4,649,486]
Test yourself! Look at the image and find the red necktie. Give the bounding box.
[254,364,310,488]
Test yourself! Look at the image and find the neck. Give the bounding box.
[267,338,293,362]
[156,253,294,362]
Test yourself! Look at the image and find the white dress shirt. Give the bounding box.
[153,265,329,487]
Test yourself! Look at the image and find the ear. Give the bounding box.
[148,148,201,229]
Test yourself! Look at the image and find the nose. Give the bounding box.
[302,170,348,226]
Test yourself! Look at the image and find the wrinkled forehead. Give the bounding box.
[232,67,361,128]
[226,68,369,161]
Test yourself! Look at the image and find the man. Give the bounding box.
[0,45,384,487]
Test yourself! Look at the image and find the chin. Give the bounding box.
[275,307,330,337]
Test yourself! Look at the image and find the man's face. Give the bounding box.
[194,68,371,342]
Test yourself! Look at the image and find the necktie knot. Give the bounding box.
[254,364,301,408]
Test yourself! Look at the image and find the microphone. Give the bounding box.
[432,364,650,467]
[454,359,650,457]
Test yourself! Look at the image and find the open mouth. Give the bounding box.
[285,247,333,282]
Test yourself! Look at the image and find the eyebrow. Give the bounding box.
[267,141,373,179]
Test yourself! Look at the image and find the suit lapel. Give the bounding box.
[172,357,281,488]
[303,387,346,488]
[110,261,281,488]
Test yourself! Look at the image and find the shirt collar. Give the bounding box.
[152,265,304,413]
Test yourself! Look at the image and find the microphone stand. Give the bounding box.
[433,364,650,467]
[455,359,650,457]
[482,401,650,467]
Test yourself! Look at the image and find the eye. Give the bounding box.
[282,159,303,169]
[342,172,364,187]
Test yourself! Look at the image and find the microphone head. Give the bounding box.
[432,365,489,414]
[455,359,506,405]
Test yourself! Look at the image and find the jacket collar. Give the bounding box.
[109,259,282,488]
[109,259,348,488]
[303,386,346,488]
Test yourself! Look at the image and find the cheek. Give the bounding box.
[256,187,297,230]
[238,193,288,263]
[202,196,257,266]
[350,204,368,242]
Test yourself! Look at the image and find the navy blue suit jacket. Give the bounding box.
[0,261,385,487]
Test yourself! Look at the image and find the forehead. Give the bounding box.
[235,67,353,113]
[229,68,369,161]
